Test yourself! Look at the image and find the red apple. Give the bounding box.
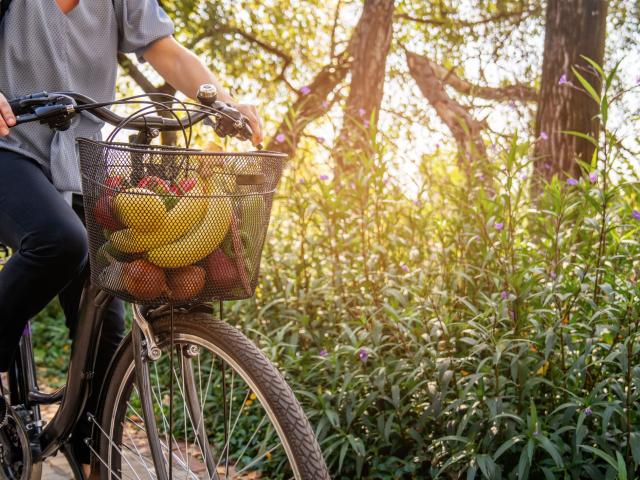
[103,175,124,197]
[94,195,124,231]
[137,176,171,194]
[204,249,241,290]
[170,177,198,196]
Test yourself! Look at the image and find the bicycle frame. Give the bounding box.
[8,282,111,460]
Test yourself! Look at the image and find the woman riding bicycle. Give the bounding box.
[0,0,262,476]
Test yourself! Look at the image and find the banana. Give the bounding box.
[146,174,233,268]
[110,181,209,253]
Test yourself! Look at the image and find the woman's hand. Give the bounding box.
[231,102,263,147]
[0,93,16,137]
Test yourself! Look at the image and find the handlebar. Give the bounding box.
[6,85,255,143]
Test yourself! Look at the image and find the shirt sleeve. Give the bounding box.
[115,0,174,62]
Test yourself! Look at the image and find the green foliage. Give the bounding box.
[220,68,638,478]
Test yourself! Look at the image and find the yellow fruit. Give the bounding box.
[147,194,232,268]
[110,182,209,253]
[113,188,166,232]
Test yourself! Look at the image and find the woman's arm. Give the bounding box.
[143,37,263,146]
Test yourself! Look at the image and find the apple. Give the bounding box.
[204,249,241,291]
[102,175,125,197]
[137,175,171,194]
[94,195,125,231]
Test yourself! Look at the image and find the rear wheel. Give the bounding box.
[95,312,329,479]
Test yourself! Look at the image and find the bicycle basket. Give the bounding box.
[77,138,287,306]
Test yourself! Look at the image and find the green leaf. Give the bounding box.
[615,451,627,480]
[581,445,618,471]
[494,435,524,460]
[562,130,599,147]
[476,454,499,479]
[571,67,601,104]
[537,435,564,468]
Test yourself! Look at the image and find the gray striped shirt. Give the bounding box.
[0,0,174,193]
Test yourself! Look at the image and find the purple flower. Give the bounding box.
[519,171,527,180]
[508,100,517,110]
[478,173,485,181]
[636,75,640,85]
[435,143,441,149]
[584,407,592,416]
[298,178,305,185]
[358,349,368,362]
[319,349,328,358]
[501,291,508,300]
[300,86,311,95]
[317,136,325,144]
[539,131,549,141]
[358,107,366,117]
[632,209,640,221]
[363,119,370,128]
[558,73,569,85]
[400,263,409,273]
[413,199,421,207]
[319,174,330,181]
[495,222,504,231]
[567,178,579,186]
[550,271,557,280]
[321,100,329,110]
[589,171,598,183]
[275,133,286,143]
[544,162,552,171]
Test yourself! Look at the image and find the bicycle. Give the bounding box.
[0,86,330,479]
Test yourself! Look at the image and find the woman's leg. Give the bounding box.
[0,150,88,370]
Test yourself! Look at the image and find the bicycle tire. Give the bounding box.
[95,312,330,480]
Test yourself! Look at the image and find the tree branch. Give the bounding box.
[406,50,487,168]
[416,53,538,102]
[395,6,540,28]
[266,49,351,157]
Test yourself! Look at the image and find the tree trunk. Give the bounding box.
[333,0,395,171]
[534,0,608,179]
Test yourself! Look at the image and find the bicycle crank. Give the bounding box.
[0,406,32,480]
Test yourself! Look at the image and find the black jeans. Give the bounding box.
[0,149,125,463]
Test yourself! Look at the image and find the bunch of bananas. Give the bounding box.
[108,172,233,269]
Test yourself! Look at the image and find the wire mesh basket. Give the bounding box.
[77,138,287,306]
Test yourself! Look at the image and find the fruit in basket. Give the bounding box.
[122,259,169,300]
[104,175,125,195]
[196,158,235,193]
[240,195,266,240]
[167,265,206,301]
[109,180,209,253]
[204,249,240,290]
[138,176,171,193]
[113,187,166,232]
[138,176,177,209]
[147,178,233,268]
[170,177,198,196]
[94,195,125,231]
[95,241,139,267]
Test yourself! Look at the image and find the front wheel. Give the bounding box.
[95,312,329,480]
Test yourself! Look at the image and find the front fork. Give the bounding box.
[131,306,219,480]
